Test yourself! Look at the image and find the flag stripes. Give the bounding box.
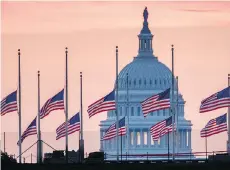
[1,90,17,116]
[200,113,227,137]
[101,117,126,141]
[141,88,170,117]
[88,90,115,118]
[150,116,173,141]
[56,112,80,140]
[200,87,230,113]
[18,117,37,144]
[40,89,64,119]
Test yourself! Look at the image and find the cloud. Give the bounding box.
[179,9,219,13]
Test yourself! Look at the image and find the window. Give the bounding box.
[150,80,152,85]
[157,110,160,116]
[137,132,141,145]
[137,107,141,116]
[134,80,136,86]
[120,107,122,116]
[129,80,131,86]
[164,79,166,85]
[163,110,166,116]
[159,79,161,85]
[139,79,141,85]
[130,132,134,145]
[151,136,154,146]
[131,107,134,116]
[144,40,147,49]
[144,132,147,145]
[155,79,157,85]
[144,79,147,85]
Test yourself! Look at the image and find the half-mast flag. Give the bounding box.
[150,116,173,141]
[18,117,37,145]
[56,112,80,140]
[200,87,230,113]
[1,90,17,116]
[141,88,170,117]
[40,89,64,119]
[87,90,115,118]
[101,117,126,141]
[200,113,227,138]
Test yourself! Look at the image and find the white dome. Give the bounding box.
[118,56,173,90]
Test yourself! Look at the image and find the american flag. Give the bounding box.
[150,116,173,141]
[200,113,227,138]
[40,89,64,119]
[1,90,17,116]
[87,90,115,118]
[200,86,230,113]
[18,117,37,144]
[141,88,171,117]
[56,112,80,140]
[101,117,126,141]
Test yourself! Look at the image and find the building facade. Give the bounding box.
[99,7,192,160]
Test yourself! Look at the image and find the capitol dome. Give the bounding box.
[118,57,172,90]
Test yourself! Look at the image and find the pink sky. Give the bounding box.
[1,1,230,162]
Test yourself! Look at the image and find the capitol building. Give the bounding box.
[99,8,192,159]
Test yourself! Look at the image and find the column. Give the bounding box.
[134,130,137,148]
[147,130,151,148]
[100,130,103,150]
[141,129,144,147]
[183,130,185,148]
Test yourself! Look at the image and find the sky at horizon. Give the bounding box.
[1,1,230,162]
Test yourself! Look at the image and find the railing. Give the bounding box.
[103,150,228,162]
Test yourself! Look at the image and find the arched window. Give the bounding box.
[157,110,160,116]
[119,107,122,116]
[131,107,134,116]
[129,80,131,86]
[137,107,141,116]
[144,40,147,49]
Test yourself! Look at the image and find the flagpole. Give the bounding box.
[37,71,42,163]
[168,129,169,161]
[80,72,84,162]
[205,130,208,161]
[227,74,230,154]
[176,76,179,156]
[171,45,175,161]
[4,132,6,153]
[126,73,129,157]
[18,49,22,163]
[121,131,122,162]
[115,46,119,162]
[65,47,69,163]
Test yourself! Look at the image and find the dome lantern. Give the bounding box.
[138,7,154,58]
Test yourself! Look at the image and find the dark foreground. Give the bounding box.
[2,162,230,170]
